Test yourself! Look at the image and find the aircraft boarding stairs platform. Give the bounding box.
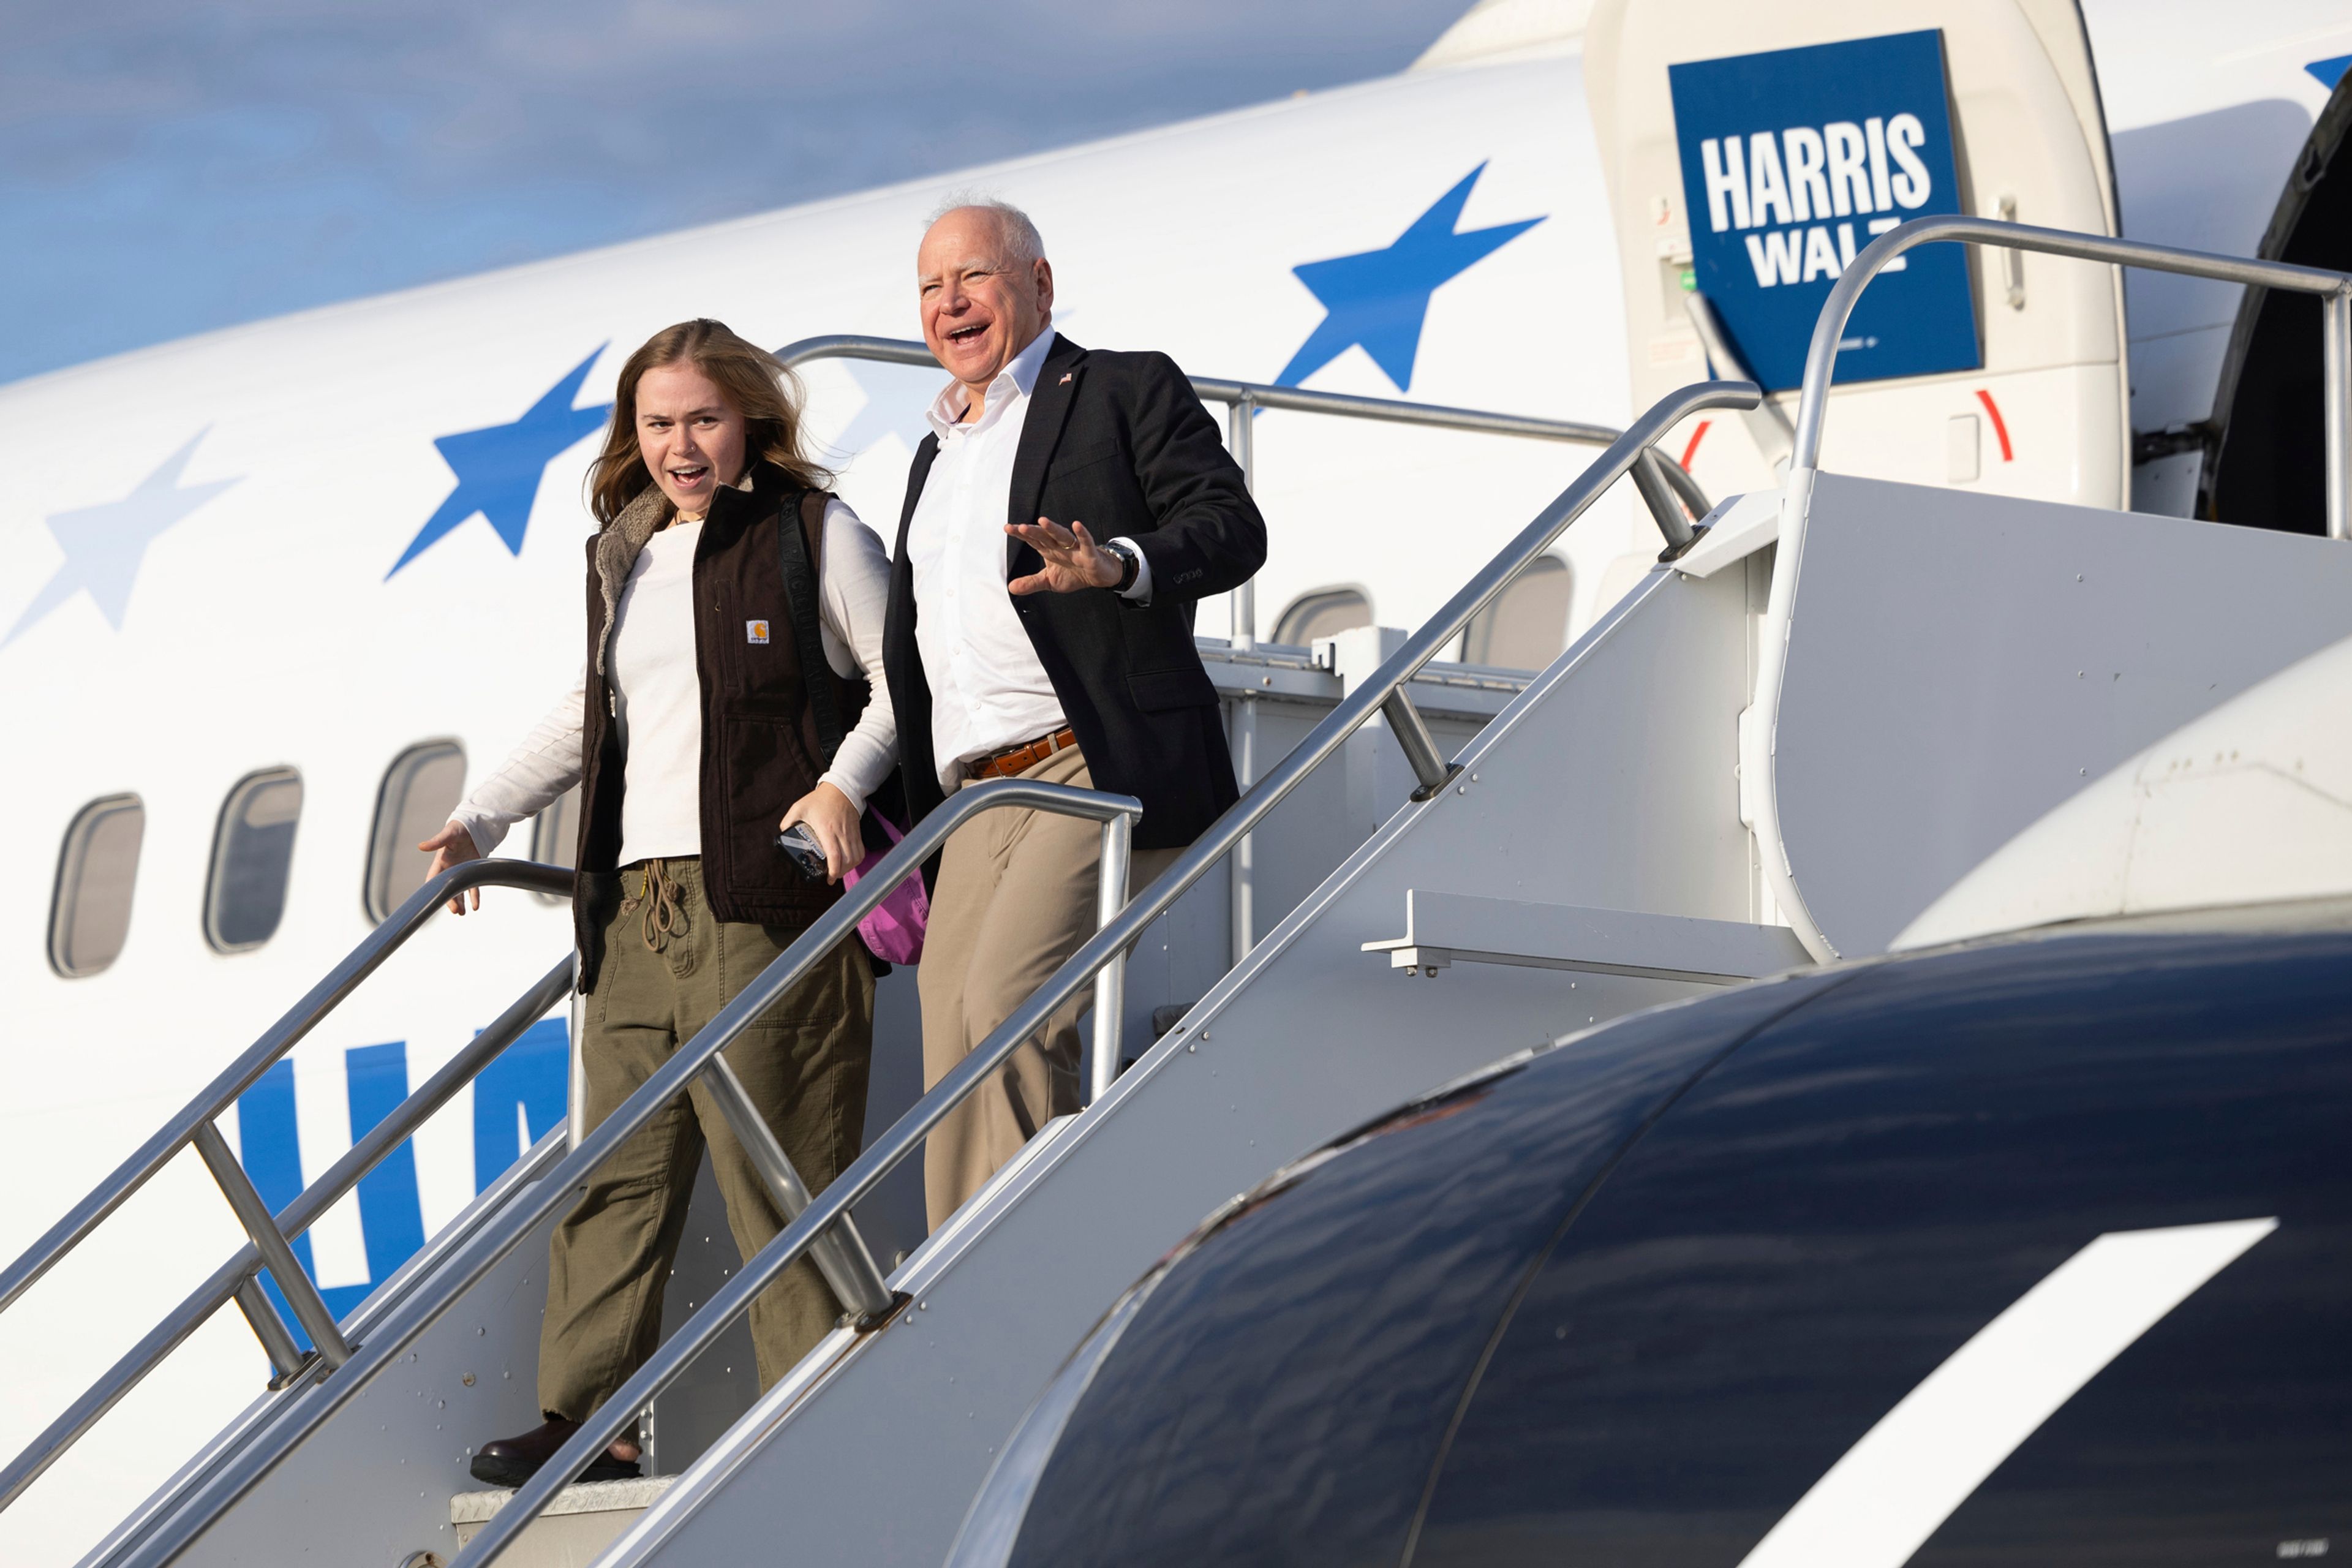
[7,218,2352,1568]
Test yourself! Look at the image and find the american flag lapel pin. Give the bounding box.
[1058,372,1072,385]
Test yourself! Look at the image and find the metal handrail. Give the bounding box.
[113,779,1144,1568]
[86,1126,574,1568]
[0,858,573,1322]
[776,334,1623,448]
[782,333,1679,957]
[778,333,1630,654]
[86,375,1743,1567]
[1,959,576,1509]
[445,377,1762,1568]
[1748,215,2352,970]
[1786,214,2352,539]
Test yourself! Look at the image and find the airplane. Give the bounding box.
[947,633,2352,1567]
[2,0,2348,1561]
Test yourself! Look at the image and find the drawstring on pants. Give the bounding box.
[620,858,687,952]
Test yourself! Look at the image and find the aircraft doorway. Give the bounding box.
[2207,75,2352,534]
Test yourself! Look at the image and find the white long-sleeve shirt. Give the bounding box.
[908,328,1151,791]
[451,498,896,865]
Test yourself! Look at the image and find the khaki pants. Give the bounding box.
[919,745,1180,1229]
[539,856,875,1423]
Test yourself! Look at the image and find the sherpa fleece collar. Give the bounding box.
[592,483,670,675]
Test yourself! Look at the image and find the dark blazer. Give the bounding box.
[883,333,1267,851]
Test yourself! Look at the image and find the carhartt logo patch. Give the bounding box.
[747,620,771,644]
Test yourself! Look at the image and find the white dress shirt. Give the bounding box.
[909,328,1151,791]
[605,519,706,861]
[451,499,897,866]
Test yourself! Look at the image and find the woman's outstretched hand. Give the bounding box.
[779,782,862,883]
[417,821,484,914]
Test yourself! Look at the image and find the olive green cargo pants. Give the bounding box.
[538,857,874,1423]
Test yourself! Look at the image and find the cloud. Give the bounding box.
[0,0,1468,383]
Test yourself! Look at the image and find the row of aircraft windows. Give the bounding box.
[1275,557,1574,671]
[44,576,1571,980]
[46,744,580,980]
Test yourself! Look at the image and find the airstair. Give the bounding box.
[6,217,2350,1568]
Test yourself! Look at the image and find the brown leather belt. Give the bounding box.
[967,726,1080,781]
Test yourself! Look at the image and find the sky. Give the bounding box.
[0,0,1471,387]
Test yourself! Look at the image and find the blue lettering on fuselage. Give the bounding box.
[233,1022,568,1349]
[472,1018,570,1186]
[1669,31,1980,391]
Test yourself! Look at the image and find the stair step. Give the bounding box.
[1363,890,1811,983]
[449,1477,675,1567]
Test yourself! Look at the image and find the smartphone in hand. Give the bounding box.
[775,823,827,881]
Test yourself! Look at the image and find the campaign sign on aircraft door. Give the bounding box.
[1668,29,1979,391]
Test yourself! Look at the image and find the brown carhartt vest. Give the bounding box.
[571,463,867,992]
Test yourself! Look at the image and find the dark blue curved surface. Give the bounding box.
[1001,927,2352,1568]
[1414,930,2352,1566]
[1003,971,1851,1568]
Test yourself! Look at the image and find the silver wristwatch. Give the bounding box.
[1104,539,1140,594]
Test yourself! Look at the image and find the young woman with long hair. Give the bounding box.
[418,318,896,1486]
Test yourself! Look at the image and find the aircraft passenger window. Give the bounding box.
[49,794,145,978]
[529,786,580,903]
[1272,588,1371,647]
[205,768,303,953]
[364,741,467,922]
[1458,555,1571,669]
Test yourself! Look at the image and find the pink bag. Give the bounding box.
[843,811,929,965]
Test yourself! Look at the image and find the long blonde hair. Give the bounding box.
[587,319,829,524]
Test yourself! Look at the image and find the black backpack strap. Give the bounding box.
[778,489,846,763]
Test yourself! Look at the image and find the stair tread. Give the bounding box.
[451,1475,676,1523]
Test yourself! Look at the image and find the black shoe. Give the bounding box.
[469,1414,643,1488]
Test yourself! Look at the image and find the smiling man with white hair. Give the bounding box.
[884,195,1266,1227]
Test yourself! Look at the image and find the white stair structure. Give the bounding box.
[9,218,2351,1568]
[601,478,2352,1568]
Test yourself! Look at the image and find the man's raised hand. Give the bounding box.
[1008,516,1121,595]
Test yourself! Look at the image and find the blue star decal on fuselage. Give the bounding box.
[832,355,943,461]
[4,430,240,648]
[388,347,613,578]
[1275,162,1545,392]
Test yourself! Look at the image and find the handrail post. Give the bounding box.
[1088,812,1134,1104]
[1224,387,1261,962]
[231,1275,315,1390]
[1226,391,1257,650]
[1656,449,1713,524]
[190,1124,352,1370]
[699,1057,893,1322]
[2327,288,2350,541]
[567,988,588,1152]
[1229,696,1257,966]
[1382,687,1461,802]
[1632,448,1697,554]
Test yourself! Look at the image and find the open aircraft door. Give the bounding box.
[1585,1,2128,509]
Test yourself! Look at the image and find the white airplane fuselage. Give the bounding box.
[2,4,2345,1561]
